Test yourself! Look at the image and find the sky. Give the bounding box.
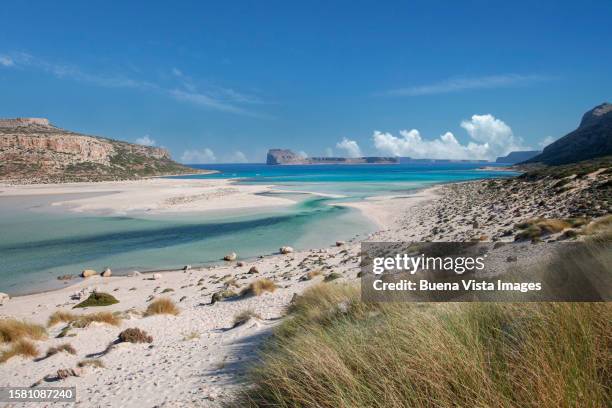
[1,0,611,163]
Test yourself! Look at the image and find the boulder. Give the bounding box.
[0,292,10,305]
[236,261,245,267]
[183,265,192,271]
[335,241,346,246]
[248,266,260,274]
[224,252,237,261]
[280,246,294,254]
[81,269,97,278]
[101,268,112,277]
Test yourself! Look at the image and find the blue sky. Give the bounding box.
[1,0,610,162]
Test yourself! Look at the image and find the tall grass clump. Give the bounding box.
[48,311,121,328]
[239,283,611,407]
[0,319,47,343]
[242,278,277,297]
[0,340,39,363]
[144,298,179,316]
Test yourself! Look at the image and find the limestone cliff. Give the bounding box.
[0,118,200,183]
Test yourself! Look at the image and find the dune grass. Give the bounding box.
[48,311,122,328]
[242,278,277,297]
[0,340,39,363]
[0,319,47,343]
[44,343,76,358]
[144,298,179,316]
[239,283,611,407]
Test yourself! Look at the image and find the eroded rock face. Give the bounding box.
[0,118,195,183]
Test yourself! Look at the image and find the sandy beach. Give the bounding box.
[0,170,609,407]
[0,178,297,215]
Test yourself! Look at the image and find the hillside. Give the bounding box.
[525,103,612,165]
[0,118,204,183]
[495,150,540,164]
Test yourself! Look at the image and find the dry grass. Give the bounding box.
[232,309,262,328]
[47,311,77,327]
[0,319,47,343]
[44,343,76,358]
[48,311,121,328]
[239,283,612,407]
[144,298,179,316]
[242,278,277,297]
[78,358,105,368]
[0,340,39,363]
[583,214,612,236]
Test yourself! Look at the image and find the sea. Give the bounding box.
[0,163,517,295]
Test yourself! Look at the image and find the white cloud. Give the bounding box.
[538,136,556,148]
[181,148,216,164]
[373,114,526,160]
[336,138,362,158]
[0,55,14,67]
[324,147,334,157]
[297,150,308,158]
[226,151,249,163]
[383,74,552,96]
[135,135,156,146]
[0,51,267,118]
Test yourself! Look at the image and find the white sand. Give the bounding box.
[0,180,436,407]
[0,178,295,215]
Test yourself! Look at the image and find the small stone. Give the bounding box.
[280,246,294,254]
[335,241,346,246]
[183,265,192,271]
[236,261,245,267]
[101,268,112,277]
[248,266,259,274]
[152,273,162,280]
[223,252,237,261]
[0,292,10,305]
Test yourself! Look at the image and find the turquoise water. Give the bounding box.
[0,163,516,294]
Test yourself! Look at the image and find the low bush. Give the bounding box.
[73,292,119,308]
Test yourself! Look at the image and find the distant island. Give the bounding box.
[0,118,208,184]
[267,148,491,165]
[266,149,399,165]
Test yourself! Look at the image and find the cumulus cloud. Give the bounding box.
[336,138,362,158]
[297,150,308,158]
[181,148,216,164]
[373,114,526,160]
[538,136,556,148]
[226,151,249,163]
[135,135,156,146]
[324,147,334,157]
[0,55,14,67]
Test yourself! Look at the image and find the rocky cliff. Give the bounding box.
[0,118,200,183]
[524,103,612,165]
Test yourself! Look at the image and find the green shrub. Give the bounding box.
[73,292,119,308]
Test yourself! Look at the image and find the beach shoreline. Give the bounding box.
[1,169,608,406]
